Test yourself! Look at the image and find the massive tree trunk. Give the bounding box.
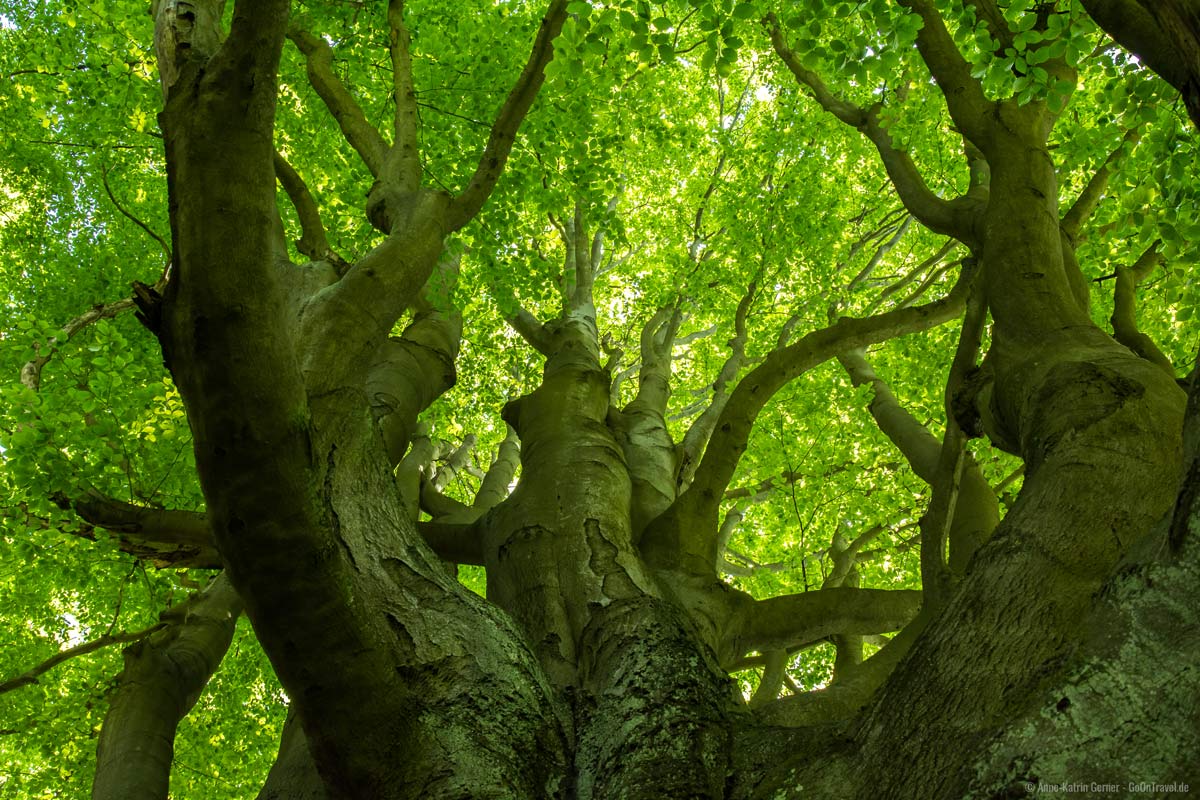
[752,3,1194,796]
[78,1,1197,798]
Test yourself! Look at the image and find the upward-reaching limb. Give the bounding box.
[640,263,978,575]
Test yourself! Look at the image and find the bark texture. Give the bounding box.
[92,575,241,800]
[83,1,1199,797]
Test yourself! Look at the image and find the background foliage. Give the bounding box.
[0,0,1195,795]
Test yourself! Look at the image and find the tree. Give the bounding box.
[0,0,1198,797]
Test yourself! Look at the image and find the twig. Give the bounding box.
[0,623,166,696]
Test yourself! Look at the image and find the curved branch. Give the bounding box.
[747,649,788,709]
[101,164,171,259]
[1081,0,1200,130]
[20,297,136,391]
[677,282,754,489]
[726,587,923,662]
[767,15,977,242]
[366,261,463,466]
[895,0,992,148]
[93,574,241,800]
[0,622,166,696]
[273,151,338,264]
[447,0,569,230]
[641,262,978,574]
[287,28,389,176]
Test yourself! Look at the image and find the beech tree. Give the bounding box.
[1,1,1198,797]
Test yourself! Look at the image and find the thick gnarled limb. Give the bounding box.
[92,574,241,800]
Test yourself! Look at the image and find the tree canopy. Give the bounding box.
[0,0,1197,797]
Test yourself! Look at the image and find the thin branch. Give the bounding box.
[20,298,137,391]
[845,215,913,297]
[101,164,170,259]
[0,623,166,695]
[1061,128,1141,243]
[865,240,958,313]
[677,282,755,489]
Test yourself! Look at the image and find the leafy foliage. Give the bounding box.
[0,0,1195,795]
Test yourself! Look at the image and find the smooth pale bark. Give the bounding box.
[837,349,998,572]
[92,575,241,800]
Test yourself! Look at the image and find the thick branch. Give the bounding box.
[366,259,463,466]
[385,0,421,191]
[92,574,241,800]
[61,491,220,569]
[895,0,992,147]
[1081,0,1200,130]
[727,587,923,661]
[288,28,389,176]
[256,709,330,800]
[747,650,788,709]
[474,425,521,510]
[630,306,682,416]
[415,520,485,565]
[447,0,569,230]
[642,262,977,574]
